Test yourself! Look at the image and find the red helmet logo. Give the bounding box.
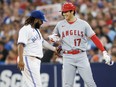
[61,2,76,12]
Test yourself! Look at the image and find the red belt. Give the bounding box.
[63,50,83,54]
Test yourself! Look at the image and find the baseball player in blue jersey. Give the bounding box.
[49,2,113,87]
[17,10,57,87]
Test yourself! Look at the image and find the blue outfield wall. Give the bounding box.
[0,63,116,87]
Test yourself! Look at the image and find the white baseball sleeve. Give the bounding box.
[42,40,56,51]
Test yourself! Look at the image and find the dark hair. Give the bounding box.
[71,10,75,15]
[62,10,75,16]
[24,17,35,26]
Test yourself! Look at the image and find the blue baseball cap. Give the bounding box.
[30,10,47,22]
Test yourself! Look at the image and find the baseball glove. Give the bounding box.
[55,45,62,57]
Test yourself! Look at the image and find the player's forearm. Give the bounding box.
[42,40,56,51]
[18,44,24,61]
[90,34,105,52]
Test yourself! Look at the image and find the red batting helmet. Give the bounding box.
[61,2,76,12]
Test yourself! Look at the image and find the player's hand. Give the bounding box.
[48,34,60,42]
[17,59,25,71]
[103,51,114,66]
[55,46,62,57]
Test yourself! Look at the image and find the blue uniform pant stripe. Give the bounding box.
[25,56,36,87]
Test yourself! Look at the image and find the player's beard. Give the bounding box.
[34,22,41,29]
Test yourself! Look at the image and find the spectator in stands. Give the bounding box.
[0,41,9,63]
[100,35,112,50]
[90,19,98,28]
[104,12,113,27]
[98,19,106,28]
[5,49,17,64]
[111,20,116,31]
[88,48,100,63]
[102,24,116,42]
[96,12,104,20]
[111,46,116,62]
[0,24,12,44]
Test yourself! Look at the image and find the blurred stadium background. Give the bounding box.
[0,0,116,87]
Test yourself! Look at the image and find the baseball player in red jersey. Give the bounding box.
[17,10,57,87]
[49,2,113,87]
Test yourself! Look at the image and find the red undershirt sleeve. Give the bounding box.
[90,34,105,52]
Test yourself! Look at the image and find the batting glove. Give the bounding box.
[103,51,114,66]
[48,34,60,42]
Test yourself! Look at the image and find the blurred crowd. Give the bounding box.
[0,0,116,65]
